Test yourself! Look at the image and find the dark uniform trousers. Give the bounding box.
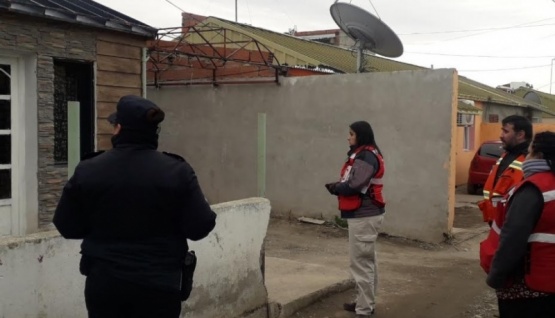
[85,269,181,318]
[498,296,555,318]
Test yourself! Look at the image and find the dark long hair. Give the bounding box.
[530,131,555,173]
[349,121,383,156]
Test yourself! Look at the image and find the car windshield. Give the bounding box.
[480,143,503,158]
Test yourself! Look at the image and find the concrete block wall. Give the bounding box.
[0,198,271,318]
[150,69,458,243]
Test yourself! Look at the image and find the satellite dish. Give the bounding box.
[330,1,403,72]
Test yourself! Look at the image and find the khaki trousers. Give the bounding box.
[347,214,384,315]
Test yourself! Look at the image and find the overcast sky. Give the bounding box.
[95,0,555,93]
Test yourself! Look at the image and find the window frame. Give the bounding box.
[463,126,471,151]
[0,57,17,235]
[0,54,39,236]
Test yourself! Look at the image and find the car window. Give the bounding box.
[479,143,503,158]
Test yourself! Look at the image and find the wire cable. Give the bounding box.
[398,21,555,36]
[405,52,555,59]
[243,0,253,25]
[164,0,184,12]
[368,0,381,20]
[459,64,551,72]
[439,17,555,42]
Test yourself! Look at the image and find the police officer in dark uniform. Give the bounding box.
[53,95,216,318]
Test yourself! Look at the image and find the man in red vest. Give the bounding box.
[478,115,532,225]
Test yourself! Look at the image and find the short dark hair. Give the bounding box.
[502,115,532,141]
[531,131,555,173]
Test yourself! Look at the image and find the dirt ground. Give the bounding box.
[264,205,499,318]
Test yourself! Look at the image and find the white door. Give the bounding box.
[0,58,15,235]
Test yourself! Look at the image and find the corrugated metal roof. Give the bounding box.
[458,100,482,113]
[514,88,555,116]
[205,17,555,116]
[458,77,555,115]
[209,17,423,74]
[0,0,157,37]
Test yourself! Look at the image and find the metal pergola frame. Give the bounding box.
[148,23,285,87]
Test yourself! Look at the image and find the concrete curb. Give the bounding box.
[268,278,355,318]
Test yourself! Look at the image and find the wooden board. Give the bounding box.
[96,118,114,135]
[97,40,142,59]
[96,134,112,151]
[97,34,147,48]
[97,70,141,89]
[96,102,117,118]
[95,38,145,144]
[97,55,141,74]
[96,86,141,103]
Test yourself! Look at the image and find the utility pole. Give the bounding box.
[235,0,238,22]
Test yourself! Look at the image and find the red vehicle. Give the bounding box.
[467,141,503,194]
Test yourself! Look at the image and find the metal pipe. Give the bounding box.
[356,46,363,73]
[147,79,279,86]
[551,58,555,94]
[257,113,266,197]
[142,47,148,97]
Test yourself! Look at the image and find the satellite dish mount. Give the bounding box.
[330,1,403,73]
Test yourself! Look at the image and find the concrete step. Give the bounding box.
[265,256,354,318]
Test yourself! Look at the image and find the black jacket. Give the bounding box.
[53,135,216,291]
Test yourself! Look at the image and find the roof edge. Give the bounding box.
[0,0,157,38]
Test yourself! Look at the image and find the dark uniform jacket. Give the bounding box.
[53,133,216,292]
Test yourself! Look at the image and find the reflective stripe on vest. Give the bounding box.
[544,190,555,203]
[527,189,555,244]
[498,188,555,243]
[528,233,555,243]
[483,155,524,198]
[338,145,386,210]
[509,160,523,171]
[491,221,502,235]
[482,187,555,271]
[480,172,555,282]
[484,191,503,198]
[341,147,384,194]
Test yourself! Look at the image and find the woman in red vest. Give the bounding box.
[324,121,385,318]
[485,131,555,318]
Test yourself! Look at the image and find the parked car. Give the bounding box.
[467,141,503,195]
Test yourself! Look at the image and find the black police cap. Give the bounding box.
[107,95,165,129]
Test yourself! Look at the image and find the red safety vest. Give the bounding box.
[338,145,385,211]
[478,153,525,222]
[480,171,555,293]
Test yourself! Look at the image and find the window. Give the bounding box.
[0,64,11,202]
[463,125,475,151]
[0,62,12,235]
[54,64,73,164]
[53,61,95,164]
[463,126,470,151]
[479,142,503,159]
[0,56,39,236]
[488,114,499,123]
